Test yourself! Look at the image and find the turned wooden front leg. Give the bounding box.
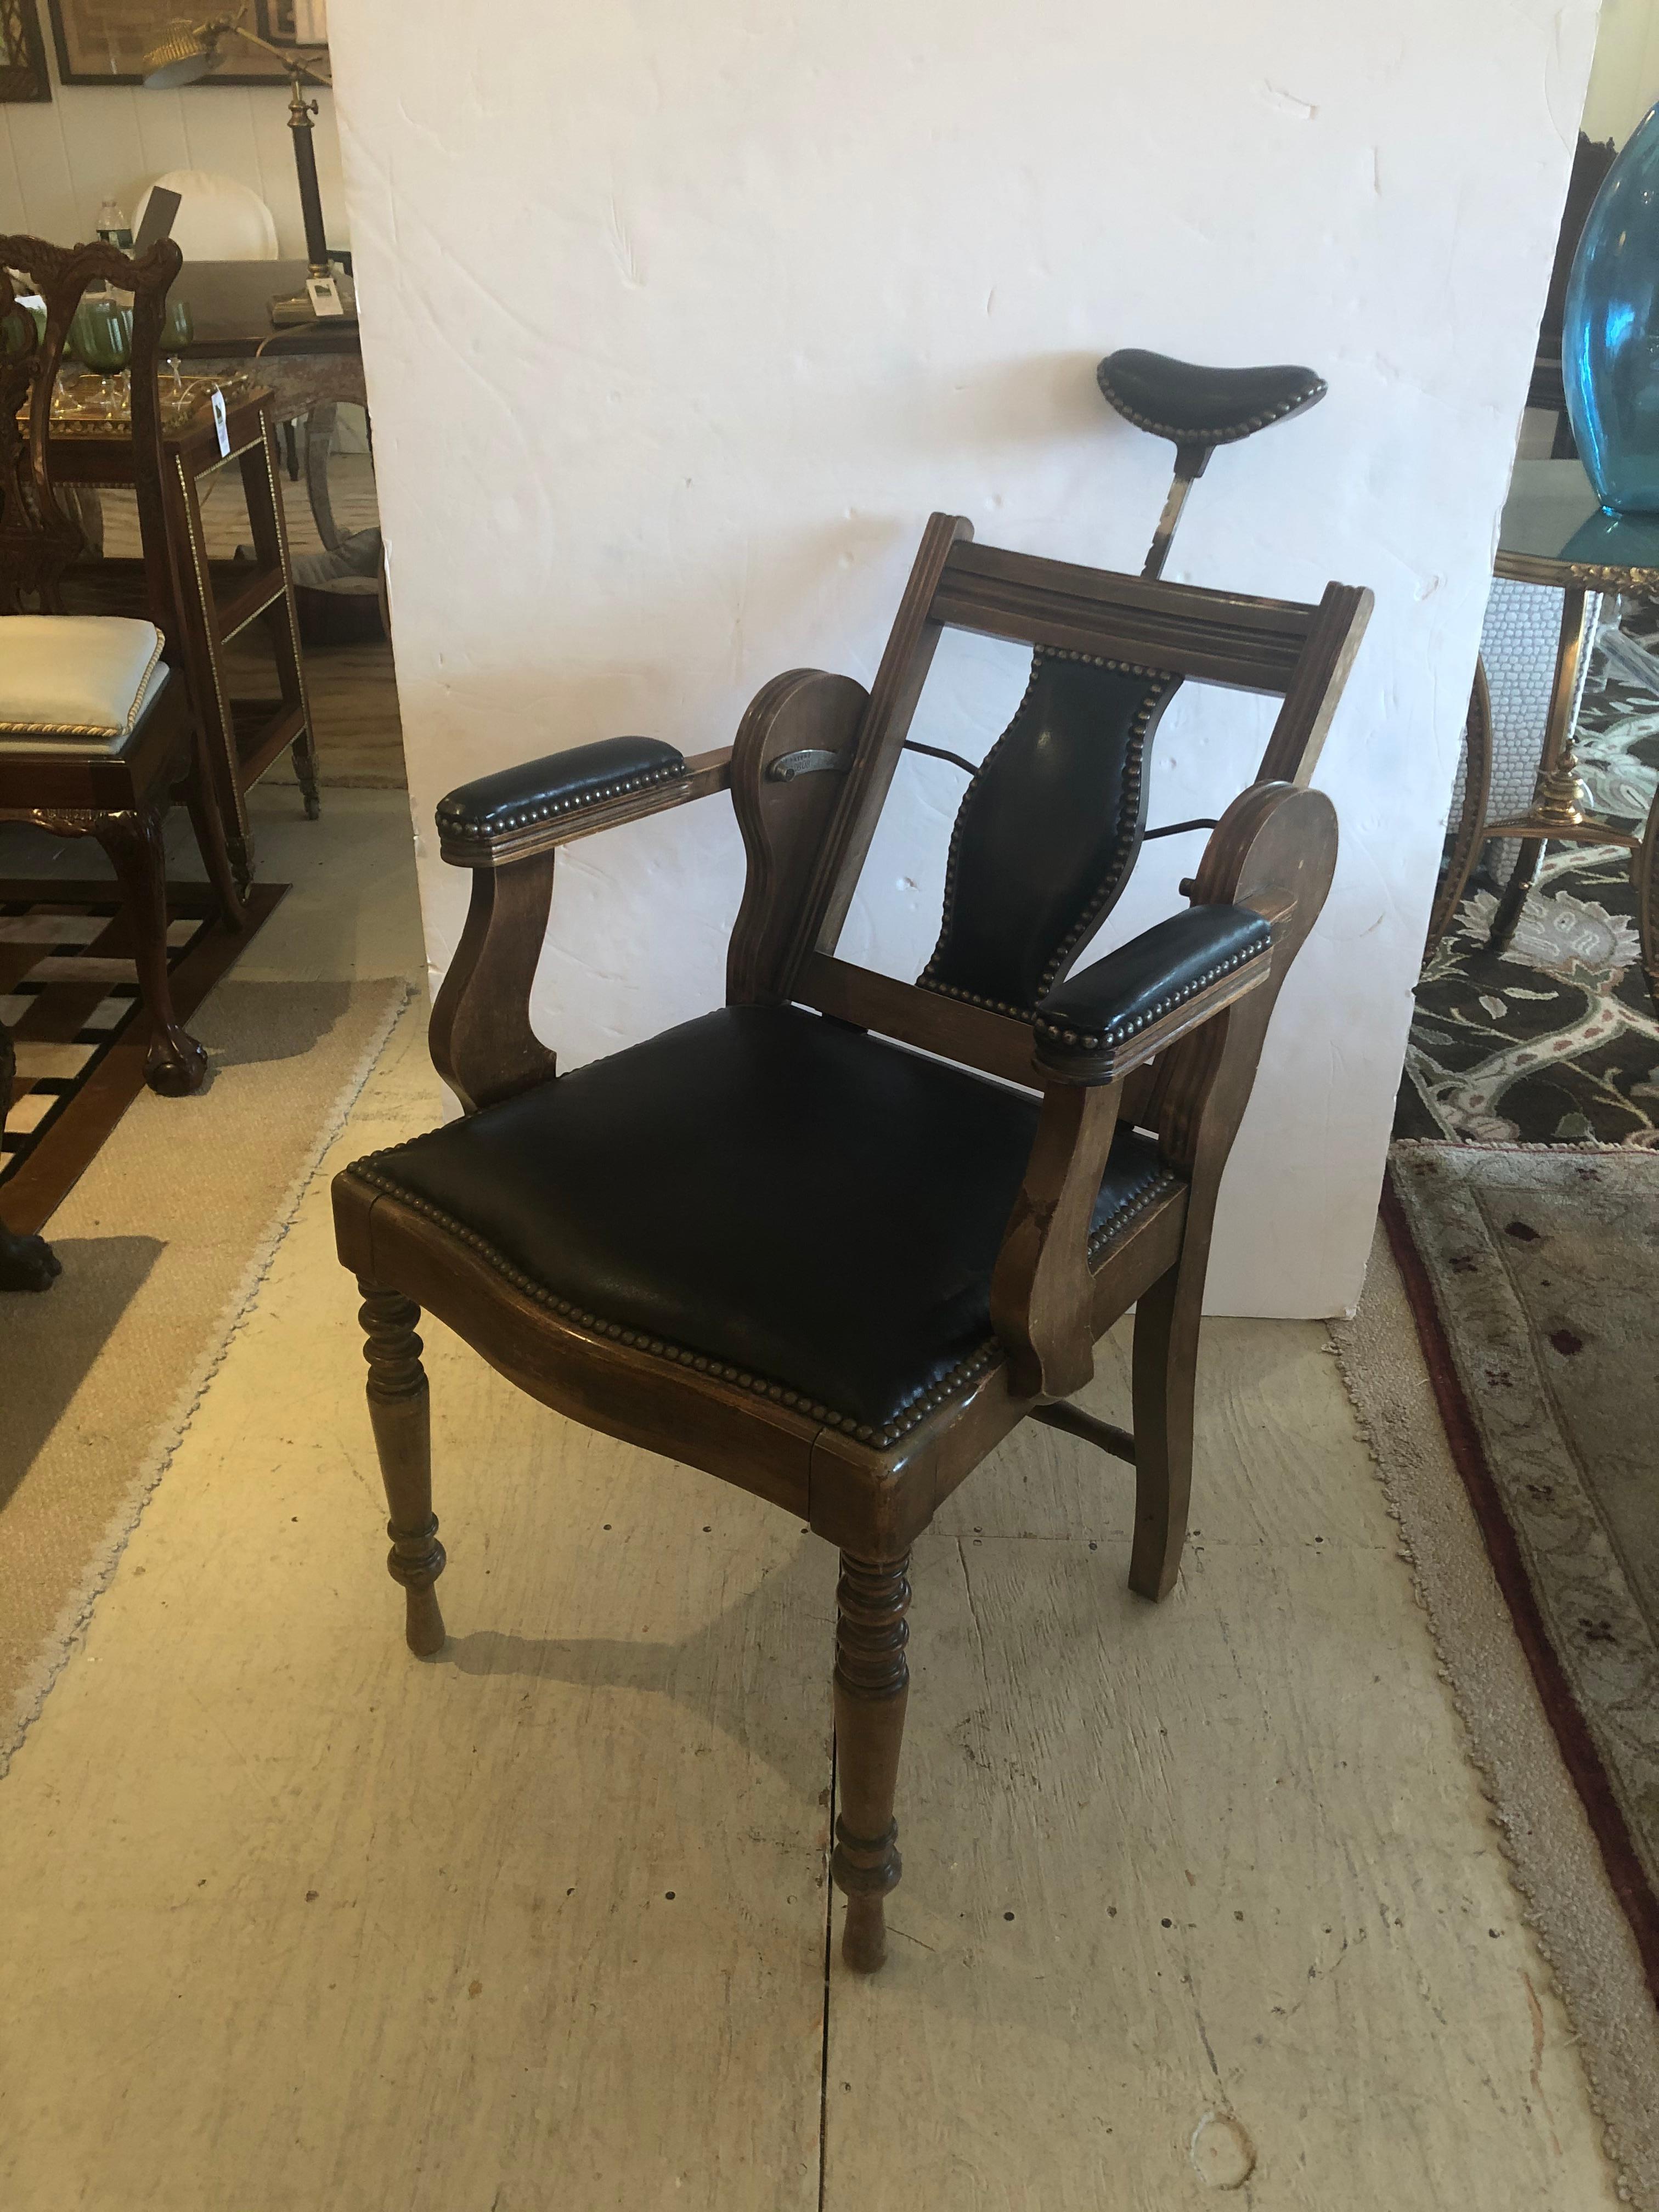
[832,1552,911,1973]
[358,1281,447,1656]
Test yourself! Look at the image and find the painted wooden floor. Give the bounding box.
[0,1018,1620,2210]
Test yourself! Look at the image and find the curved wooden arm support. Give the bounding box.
[428,742,734,1114]
[989,781,1338,1401]
[990,1079,1125,1399]
[1155,780,1338,1180]
[428,851,561,1113]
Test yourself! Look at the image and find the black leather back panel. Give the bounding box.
[919,651,1180,1015]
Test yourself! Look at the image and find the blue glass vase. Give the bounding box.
[1564,99,1659,514]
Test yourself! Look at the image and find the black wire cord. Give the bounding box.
[900,743,1217,844]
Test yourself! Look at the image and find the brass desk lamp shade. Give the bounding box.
[140,14,347,318]
[139,26,219,89]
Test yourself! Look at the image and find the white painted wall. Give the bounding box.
[1584,0,1659,143]
[330,0,1595,1319]
[0,37,348,258]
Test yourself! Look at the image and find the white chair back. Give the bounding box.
[134,170,279,262]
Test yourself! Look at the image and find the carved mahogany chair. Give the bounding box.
[0,241,244,1094]
[333,515,1370,1973]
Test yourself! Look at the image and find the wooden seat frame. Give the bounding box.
[334,513,1370,1972]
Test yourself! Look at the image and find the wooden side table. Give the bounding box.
[1437,459,1658,1009]
[183,322,366,554]
[50,385,319,892]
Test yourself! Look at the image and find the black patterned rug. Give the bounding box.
[1397,605,1659,1147]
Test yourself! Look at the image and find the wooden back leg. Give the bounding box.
[1128,1263,1198,1600]
[95,806,208,1096]
[180,755,250,934]
[358,1282,447,1656]
[1130,783,1340,1602]
[831,1553,911,1972]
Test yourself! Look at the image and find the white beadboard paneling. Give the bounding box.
[0,37,349,255]
[2,89,77,236]
[132,89,193,196]
[53,81,145,221]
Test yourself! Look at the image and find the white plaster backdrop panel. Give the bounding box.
[327,0,1595,1318]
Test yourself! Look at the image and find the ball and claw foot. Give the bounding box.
[144,1028,209,1097]
[0,1223,61,1292]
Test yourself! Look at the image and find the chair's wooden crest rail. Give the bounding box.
[334,514,1370,1973]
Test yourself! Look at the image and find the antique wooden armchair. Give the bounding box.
[334,508,1370,1973]
[0,241,244,1094]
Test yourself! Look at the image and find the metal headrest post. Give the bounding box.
[1095,347,1328,581]
[1141,442,1212,580]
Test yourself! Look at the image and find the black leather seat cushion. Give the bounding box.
[1096,349,1327,447]
[354,1006,1171,1446]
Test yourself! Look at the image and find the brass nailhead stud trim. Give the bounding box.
[437,759,688,842]
[1032,928,1273,1054]
[343,1149,1180,1448]
[1095,374,1327,447]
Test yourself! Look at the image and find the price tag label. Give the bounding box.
[307,275,345,318]
[210,386,230,459]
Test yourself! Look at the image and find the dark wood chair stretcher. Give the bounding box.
[333,515,1371,1973]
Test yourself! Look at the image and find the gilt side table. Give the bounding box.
[1443,459,1658,1010]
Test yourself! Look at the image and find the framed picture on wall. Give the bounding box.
[1,0,52,101]
[256,1,328,43]
[46,0,327,84]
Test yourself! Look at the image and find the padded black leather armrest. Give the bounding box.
[1032,904,1274,1082]
[435,736,689,864]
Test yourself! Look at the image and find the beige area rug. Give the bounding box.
[0,977,413,1771]
[1390,1145,1659,1950]
[1334,1221,1659,2212]
[0,1039,1622,2207]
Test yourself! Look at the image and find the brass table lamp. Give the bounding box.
[142,13,353,326]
